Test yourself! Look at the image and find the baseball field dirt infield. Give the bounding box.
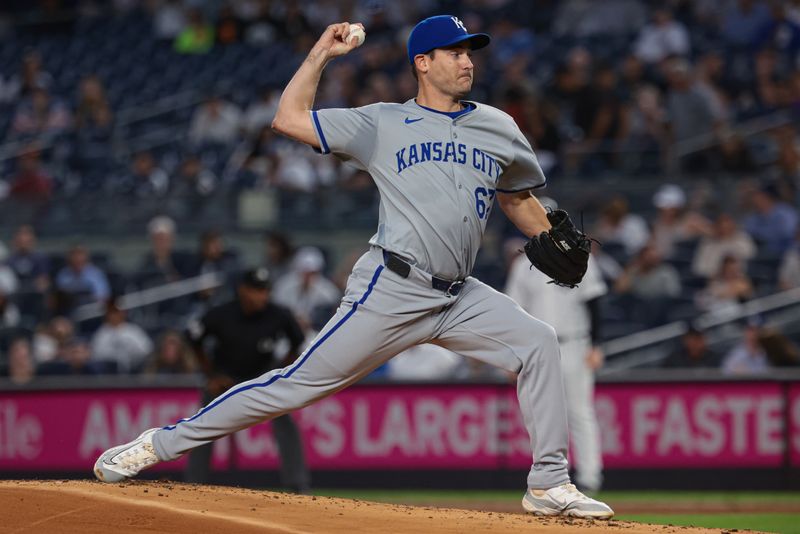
[0,480,745,533]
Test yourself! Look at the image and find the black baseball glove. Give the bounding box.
[524,209,591,288]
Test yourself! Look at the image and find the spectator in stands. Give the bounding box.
[721,0,773,47]
[504,90,560,174]
[171,153,217,196]
[615,242,682,326]
[188,229,240,310]
[633,8,690,65]
[3,50,53,101]
[662,326,722,368]
[623,85,667,168]
[215,4,242,45]
[693,213,757,279]
[54,244,111,312]
[572,62,628,172]
[771,124,800,184]
[272,246,341,333]
[238,125,278,186]
[779,229,800,289]
[756,3,800,55]
[593,196,650,257]
[243,1,277,46]
[191,229,239,277]
[0,245,19,302]
[758,327,800,367]
[272,3,312,44]
[696,255,754,315]
[619,54,648,98]
[264,231,294,282]
[139,216,184,285]
[743,183,799,254]
[722,318,770,375]
[271,145,323,193]
[614,244,683,299]
[9,86,71,140]
[789,0,800,24]
[650,184,712,259]
[664,58,723,171]
[243,88,280,138]
[553,0,646,38]
[31,316,74,364]
[6,337,35,385]
[0,71,17,104]
[0,281,21,329]
[188,95,242,146]
[488,19,535,68]
[715,130,756,173]
[8,146,54,205]
[38,337,108,375]
[142,330,197,375]
[90,299,153,374]
[117,151,170,198]
[7,225,49,292]
[75,75,113,133]
[152,0,186,41]
[753,47,780,108]
[174,8,214,54]
[693,51,731,126]
[545,53,591,128]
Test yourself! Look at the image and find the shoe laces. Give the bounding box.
[558,483,590,502]
[117,442,158,470]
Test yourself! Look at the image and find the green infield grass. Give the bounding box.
[315,489,800,532]
[616,513,800,533]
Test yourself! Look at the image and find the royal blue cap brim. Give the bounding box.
[410,32,491,63]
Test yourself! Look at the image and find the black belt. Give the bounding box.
[382,250,465,297]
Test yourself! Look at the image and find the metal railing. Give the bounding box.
[601,286,800,372]
[72,271,226,322]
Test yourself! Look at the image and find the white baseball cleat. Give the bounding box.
[522,483,614,519]
[93,428,161,483]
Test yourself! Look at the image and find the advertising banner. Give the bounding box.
[0,382,793,471]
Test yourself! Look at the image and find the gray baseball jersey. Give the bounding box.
[149,98,572,492]
[311,99,545,280]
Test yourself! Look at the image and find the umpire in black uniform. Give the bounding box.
[184,267,310,492]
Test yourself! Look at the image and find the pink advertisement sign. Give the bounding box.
[0,382,793,471]
[790,383,800,467]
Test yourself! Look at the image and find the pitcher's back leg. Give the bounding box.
[433,279,570,490]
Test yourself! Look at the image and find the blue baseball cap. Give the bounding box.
[407,15,491,65]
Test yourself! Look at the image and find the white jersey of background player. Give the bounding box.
[93,15,613,519]
[506,199,608,492]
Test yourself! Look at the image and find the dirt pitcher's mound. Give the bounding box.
[0,480,722,534]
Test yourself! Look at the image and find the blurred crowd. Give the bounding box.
[1,180,800,385]
[0,0,799,210]
[1,0,800,382]
[0,218,348,384]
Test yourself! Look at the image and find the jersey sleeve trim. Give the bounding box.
[311,110,331,155]
[495,180,547,193]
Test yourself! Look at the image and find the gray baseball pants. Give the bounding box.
[153,247,570,489]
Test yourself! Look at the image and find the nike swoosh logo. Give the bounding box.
[404,117,423,124]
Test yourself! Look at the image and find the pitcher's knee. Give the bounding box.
[514,317,559,368]
[530,318,559,351]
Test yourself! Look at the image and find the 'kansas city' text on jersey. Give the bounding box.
[311,99,545,280]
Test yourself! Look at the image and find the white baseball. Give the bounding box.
[348,24,365,47]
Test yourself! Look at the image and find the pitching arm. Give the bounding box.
[272,22,363,147]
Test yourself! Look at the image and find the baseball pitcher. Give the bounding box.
[94,15,613,518]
